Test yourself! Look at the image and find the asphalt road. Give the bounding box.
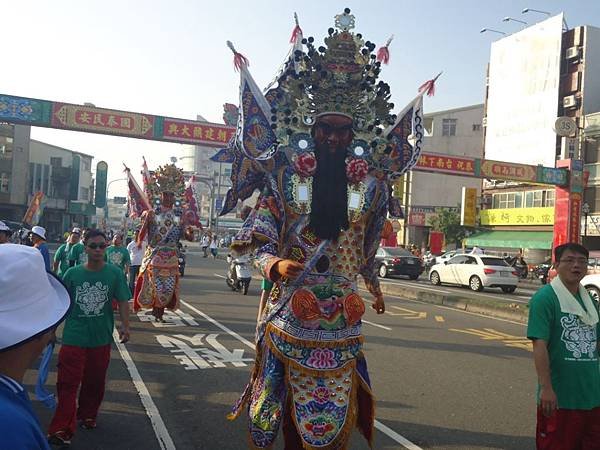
[26,250,537,450]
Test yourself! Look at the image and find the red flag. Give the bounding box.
[183,175,202,228]
[124,166,150,219]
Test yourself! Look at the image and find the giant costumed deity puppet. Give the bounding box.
[126,162,199,322]
[223,8,439,449]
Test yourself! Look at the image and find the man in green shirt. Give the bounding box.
[527,242,600,449]
[104,234,130,275]
[53,228,85,279]
[47,229,131,447]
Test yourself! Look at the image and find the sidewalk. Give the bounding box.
[362,280,530,323]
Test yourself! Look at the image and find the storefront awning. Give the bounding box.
[464,230,553,250]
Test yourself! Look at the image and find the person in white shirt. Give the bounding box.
[201,234,210,258]
[470,246,484,255]
[209,235,218,259]
[127,230,147,295]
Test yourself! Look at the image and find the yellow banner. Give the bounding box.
[461,187,477,227]
[480,207,554,226]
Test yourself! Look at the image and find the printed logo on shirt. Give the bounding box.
[560,314,598,360]
[109,252,123,266]
[75,281,109,317]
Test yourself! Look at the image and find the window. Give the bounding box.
[424,117,434,136]
[43,165,50,195]
[442,119,457,136]
[544,190,555,207]
[50,157,62,167]
[81,158,91,172]
[525,190,543,208]
[448,255,468,264]
[0,136,13,159]
[0,173,9,193]
[79,187,89,201]
[472,124,482,132]
[492,192,522,209]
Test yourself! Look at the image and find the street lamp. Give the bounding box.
[521,8,551,16]
[582,202,590,238]
[502,17,527,25]
[105,178,128,226]
[480,28,506,36]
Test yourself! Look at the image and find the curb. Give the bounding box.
[359,280,529,323]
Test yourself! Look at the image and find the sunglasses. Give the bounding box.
[87,243,107,249]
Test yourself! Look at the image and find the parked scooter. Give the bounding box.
[535,261,552,284]
[505,256,528,279]
[226,253,252,295]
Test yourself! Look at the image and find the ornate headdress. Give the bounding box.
[222,8,439,215]
[152,164,185,196]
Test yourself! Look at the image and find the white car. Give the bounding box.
[429,254,519,293]
[580,273,600,306]
[435,248,474,265]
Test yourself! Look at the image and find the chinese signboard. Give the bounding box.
[480,207,554,226]
[52,103,154,138]
[408,206,458,227]
[461,187,478,227]
[480,160,537,183]
[415,153,476,176]
[162,118,234,146]
[0,94,236,149]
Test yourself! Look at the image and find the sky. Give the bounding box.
[3,0,600,196]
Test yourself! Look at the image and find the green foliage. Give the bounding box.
[428,208,469,247]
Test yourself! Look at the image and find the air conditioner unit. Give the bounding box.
[481,196,492,205]
[566,46,581,61]
[482,117,487,127]
[563,95,578,109]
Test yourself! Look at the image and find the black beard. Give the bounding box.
[309,144,349,240]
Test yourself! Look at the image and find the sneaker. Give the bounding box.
[80,418,97,429]
[48,431,71,446]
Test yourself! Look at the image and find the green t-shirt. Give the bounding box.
[54,242,86,278]
[105,246,130,272]
[527,284,600,410]
[62,263,131,348]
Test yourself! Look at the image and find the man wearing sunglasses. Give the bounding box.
[47,229,131,446]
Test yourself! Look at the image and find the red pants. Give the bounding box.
[537,406,600,450]
[48,344,111,438]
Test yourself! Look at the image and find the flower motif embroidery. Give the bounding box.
[312,386,331,405]
[306,348,337,369]
[294,152,317,177]
[345,158,369,183]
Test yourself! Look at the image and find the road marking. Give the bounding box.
[213,273,226,279]
[180,300,255,350]
[435,315,445,322]
[112,330,176,450]
[362,320,392,331]
[155,333,253,369]
[375,420,423,450]
[449,328,532,352]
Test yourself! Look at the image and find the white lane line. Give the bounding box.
[362,320,392,331]
[375,421,423,450]
[213,273,227,279]
[180,300,255,350]
[181,300,419,448]
[112,330,176,450]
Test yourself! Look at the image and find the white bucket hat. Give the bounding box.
[0,221,10,232]
[71,227,82,235]
[0,244,71,352]
[31,225,46,240]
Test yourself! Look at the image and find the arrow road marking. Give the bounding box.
[435,316,445,322]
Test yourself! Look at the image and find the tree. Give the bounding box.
[428,208,469,247]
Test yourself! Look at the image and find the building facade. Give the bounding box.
[399,104,484,248]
